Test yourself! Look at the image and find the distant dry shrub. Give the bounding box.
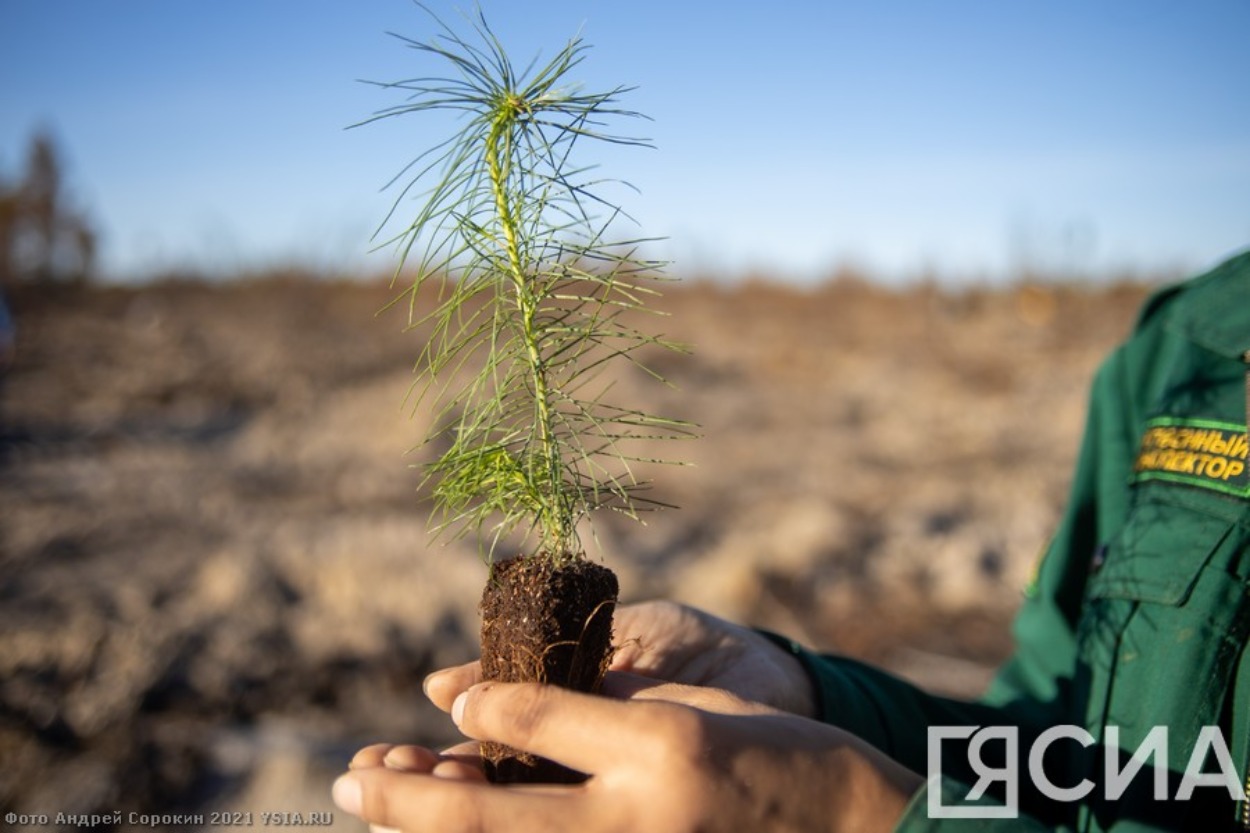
[0,129,97,288]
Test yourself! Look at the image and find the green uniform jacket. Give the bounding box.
[775,251,1250,831]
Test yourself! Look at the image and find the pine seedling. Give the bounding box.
[358,7,690,565]
[356,6,692,784]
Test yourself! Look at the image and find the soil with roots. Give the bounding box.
[0,273,1154,829]
[478,556,617,784]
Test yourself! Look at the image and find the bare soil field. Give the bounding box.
[1,274,1153,829]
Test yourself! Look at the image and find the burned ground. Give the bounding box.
[1,275,1151,828]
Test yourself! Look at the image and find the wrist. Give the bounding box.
[753,628,821,718]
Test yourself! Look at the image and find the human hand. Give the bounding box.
[610,600,818,716]
[342,675,772,790]
[423,600,817,718]
[333,680,922,833]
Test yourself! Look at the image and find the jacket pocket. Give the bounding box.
[1079,493,1247,730]
[1073,493,1250,830]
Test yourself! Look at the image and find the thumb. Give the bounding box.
[453,682,681,774]
[424,661,482,713]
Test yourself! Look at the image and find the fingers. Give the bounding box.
[348,743,483,782]
[333,767,576,833]
[430,741,487,782]
[381,745,444,773]
[424,661,482,712]
[453,682,681,774]
[350,743,398,770]
[432,758,485,782]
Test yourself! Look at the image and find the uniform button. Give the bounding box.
[1090,544,1108,573]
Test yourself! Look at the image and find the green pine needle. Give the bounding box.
[357,5,694,564]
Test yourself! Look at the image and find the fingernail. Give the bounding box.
[369,826,402,833]
[331,774,362,816]
[451,691,467,726]
[422,668,447,699]
[382,747,421,772]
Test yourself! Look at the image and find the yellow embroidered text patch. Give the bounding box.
[1133,417,1249,499]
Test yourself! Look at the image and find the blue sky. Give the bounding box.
[2,0,1248,283]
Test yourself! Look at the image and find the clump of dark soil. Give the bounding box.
[478,556,618,784]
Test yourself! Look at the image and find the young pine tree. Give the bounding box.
[358,8,691,783]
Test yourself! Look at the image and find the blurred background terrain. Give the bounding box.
[2,266,1154,829]
[4,1,1233,822]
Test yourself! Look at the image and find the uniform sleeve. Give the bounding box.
[760,635,1010,771]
